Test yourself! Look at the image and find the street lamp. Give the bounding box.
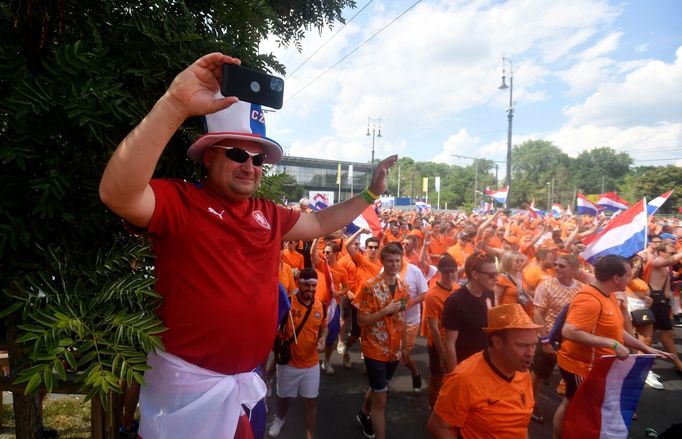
[498,57,514,204]
[367,117,382,167]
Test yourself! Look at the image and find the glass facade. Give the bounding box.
[273,156,373,202]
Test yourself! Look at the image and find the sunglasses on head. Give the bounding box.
[221,147,266,166]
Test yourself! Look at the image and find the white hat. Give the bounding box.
[187,96,282,164]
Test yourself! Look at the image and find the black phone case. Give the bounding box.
[220,64,284,109]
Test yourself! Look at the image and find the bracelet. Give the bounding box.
[612,341,619,350]
[366,188,380,200]
[540,336,549,344]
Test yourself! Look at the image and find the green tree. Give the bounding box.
[619,165,682,213]
[510,140,571,208]
[0,0,354,434]
[573,147,633,195]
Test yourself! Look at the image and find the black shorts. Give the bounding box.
[428,345,445,378]
[532,343,557,380]
[364,357,399,392]
[350,305,361,338]
[559,367,584,399]
[651,302,673,331]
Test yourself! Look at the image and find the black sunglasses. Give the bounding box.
[222,147,266,166]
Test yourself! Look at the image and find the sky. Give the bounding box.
[259,0,682,178]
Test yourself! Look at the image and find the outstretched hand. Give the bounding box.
[165,52,240,118]
[368,155,398,196]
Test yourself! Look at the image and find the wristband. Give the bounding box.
[365,187,380,200]
[612,341,619,350]
[540,336,549,344]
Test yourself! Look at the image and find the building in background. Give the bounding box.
[273,156,373,203]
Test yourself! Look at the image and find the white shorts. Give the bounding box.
[276,363,320,399]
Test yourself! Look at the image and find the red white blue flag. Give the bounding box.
[562,355,655,439]
[581,198,647,264]
[597,192,629,212]
[485,186,509,204]
[646,190,673,216]
[576,193,599,216]
[346,205,382,238]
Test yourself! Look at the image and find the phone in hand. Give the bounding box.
[221,63,284,109]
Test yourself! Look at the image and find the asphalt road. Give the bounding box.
[265,327,682,439]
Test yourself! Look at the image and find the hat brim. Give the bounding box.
[483,322,543,333]
[187,132,283,164]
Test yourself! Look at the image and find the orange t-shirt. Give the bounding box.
[428,234,449,263]
[281,249,304,271]
[434,350,534,439]
[314,259,348,305]
[523,263,555,291]
[496,273,533,317]
[278,262,296,296]
[353,274,407,362]
[351,252,383,294]
[383,229,404,245]
[338,254,357,293]
[285,295,327,368]
[422,282,453,346]
[447,241,474,268]
[557,285,624,377]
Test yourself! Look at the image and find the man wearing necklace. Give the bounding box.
[553,255,675,439]
[427,303,542,439]
[423,254,458,409]
[353,243,409,439]
[442,253,497,372]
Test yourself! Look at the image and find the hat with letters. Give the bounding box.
[187,93,282,164]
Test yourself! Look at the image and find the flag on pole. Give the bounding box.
[647,190,673,215]
[422,177,428,192]
[336,163,341,185]
[562,355,655,439]
[581,198,647,264]
[435,176,441,192]
[597,192,629,212]
[347,164,354,184]
[485,186,509,204]
[576,193,598,216]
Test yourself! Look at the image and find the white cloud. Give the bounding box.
[578,32,623,60]
[564,46,682,127]
[558,57,614,95]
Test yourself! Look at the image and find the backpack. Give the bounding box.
[548,291,603,351]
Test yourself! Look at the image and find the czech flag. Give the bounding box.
[346,205,382,238]
[581,198,647,264]
[486,186,509,205]
[576,193,598,216]
[562,355,655,439]
[647,190,673,216]
[597,192,629,212]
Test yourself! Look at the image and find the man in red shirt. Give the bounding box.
[99,53,397,439]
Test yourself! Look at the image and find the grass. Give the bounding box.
[1,396,91,439]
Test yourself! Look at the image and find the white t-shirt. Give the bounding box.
[401,263,429,326]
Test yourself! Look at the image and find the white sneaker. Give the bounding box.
[324,362,335,375]
[268,417,285,437]
[651,371,661,379]
[337,341,346,355]
[645,371,664,390]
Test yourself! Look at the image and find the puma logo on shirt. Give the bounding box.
[208,207,224,220]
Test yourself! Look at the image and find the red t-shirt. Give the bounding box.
[147,179,300,374]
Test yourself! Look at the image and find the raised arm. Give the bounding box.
[99,53,240,227]
[345,227,369,259]
[283,155,397,241]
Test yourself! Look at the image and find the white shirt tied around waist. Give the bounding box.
[138,350,266,439]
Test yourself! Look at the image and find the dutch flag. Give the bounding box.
[647,190,673,216]
[576,193,598,216]
[597,192,629,212]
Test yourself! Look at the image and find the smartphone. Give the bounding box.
[399,297,408,311]
[221,63,284,109]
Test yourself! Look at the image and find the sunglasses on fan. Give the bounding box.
[219,147,266,166]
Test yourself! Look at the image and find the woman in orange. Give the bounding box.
[494,251,533,317]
